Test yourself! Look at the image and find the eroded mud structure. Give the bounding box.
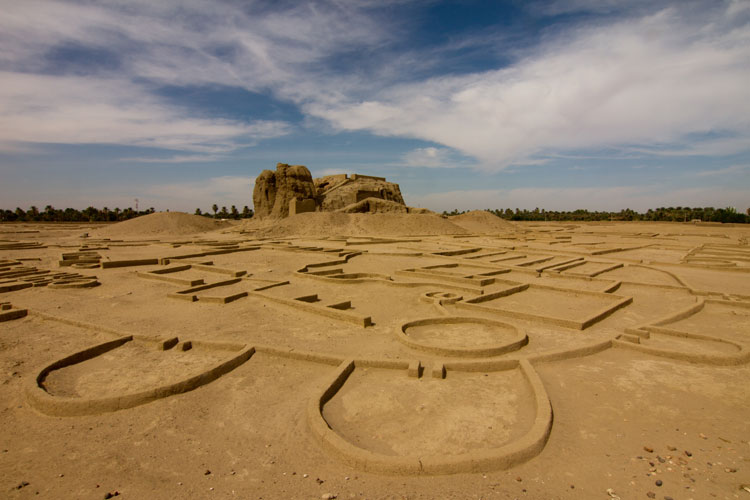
[252,163,425,218]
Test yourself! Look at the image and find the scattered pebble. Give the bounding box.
[103,492,119,499]
[644,446,654,453]
[646,492,656,499]
[303,474,309,478]
[515,476,522,482]
[685,450,692,457]
[15,481,30,490]
[655,479,663,487]
[321,494,337,500]
[725,467,737,473]
[667,446,677,451]
[204,469,211,475]
[606,487,620,499]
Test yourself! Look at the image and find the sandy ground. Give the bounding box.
[1,212,749,499]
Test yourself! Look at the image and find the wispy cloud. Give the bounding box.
[398,147,476,169]
[309,4,750,169]
[0,0,748,178]
[120,155,226,164]
[0,1,391,153]
[0,72,290,153]
[694,164,750,177]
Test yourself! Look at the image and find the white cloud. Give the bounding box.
[0,0,748,176]
[0,72,290,153]
[0,1,392,153]
[727,0,750,16]
[622,135,750,158]
[399,147,473,169]
[120,154,226,164]
[532,0,657,16]
[309,4,750,169]
[693,164,750,177]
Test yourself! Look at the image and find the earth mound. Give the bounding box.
[92,212,233,238]
[241,212,468,237]
[450,210,519,233]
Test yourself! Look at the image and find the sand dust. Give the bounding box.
[1,215,748,499]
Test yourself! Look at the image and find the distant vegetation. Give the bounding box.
[2,204,746,223]
[196,205,254,220]
[0,205,254,222]
[444,206,750,223]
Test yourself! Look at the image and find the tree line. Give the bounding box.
[3,204,746,223]
[444,206,750,223]
[1,204,254,222]
[194,205,254,219]
[1,205,156,222]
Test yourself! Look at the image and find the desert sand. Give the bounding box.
[1,211,749,499]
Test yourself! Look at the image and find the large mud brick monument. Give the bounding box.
[252,163,416,218]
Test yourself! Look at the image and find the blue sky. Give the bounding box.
[1,0,749,213]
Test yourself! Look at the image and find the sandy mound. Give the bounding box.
[450,210,519,233]
[92,212,234,238]
[241,212,468,237]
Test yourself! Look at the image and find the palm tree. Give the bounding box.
[28,206,40,221]
[212,204,218,218]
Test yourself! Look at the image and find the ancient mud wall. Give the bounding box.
[252,163,407,218]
